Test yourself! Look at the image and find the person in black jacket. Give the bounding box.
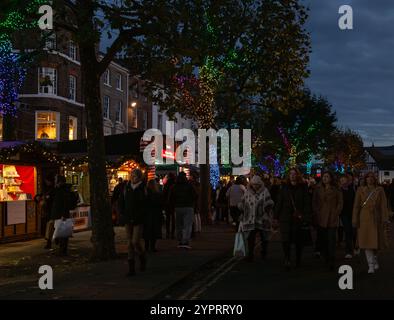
[144,179,163,252]
[274,168,312,270]
[339,175,356,259]
[169,172,196,249]
[48,175,75,256]
[163,173,176,239]
[119,169,147,276]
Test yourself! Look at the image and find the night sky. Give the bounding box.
[304,0,394,146]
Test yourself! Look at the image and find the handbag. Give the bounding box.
[53,218,74,240]
[233,223,248,257]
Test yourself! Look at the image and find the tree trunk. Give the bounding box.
[199,163,211,224]
[77,2,116,260]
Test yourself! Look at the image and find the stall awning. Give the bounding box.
[57,131,145,156]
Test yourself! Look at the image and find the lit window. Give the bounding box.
[43,31,56,50]
[69,75,76,101]
[69,40,77,60]
[104,69,110,86]
[36,112,59,140]
[68,117,77,140]
[116,101,122,122]
[0,115,3,141]
[103,96,110,119]
[116,73,122,90]
[39,67,57,95]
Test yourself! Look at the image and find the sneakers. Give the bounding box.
[345,254,353,259]
[368,264,375,274]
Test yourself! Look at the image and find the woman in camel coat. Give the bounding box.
[312,171,343,270]
[352,172,390,274]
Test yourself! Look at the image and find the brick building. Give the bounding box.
[128,77,152,131]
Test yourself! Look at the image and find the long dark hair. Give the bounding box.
[321,171,337,188]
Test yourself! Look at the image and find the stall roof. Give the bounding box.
[57,131,145,156]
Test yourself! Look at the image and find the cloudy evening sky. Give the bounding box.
[303,0,394,146]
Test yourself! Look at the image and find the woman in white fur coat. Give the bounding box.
[239,175,274,262]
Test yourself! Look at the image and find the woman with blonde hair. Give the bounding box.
[352,172,391,274]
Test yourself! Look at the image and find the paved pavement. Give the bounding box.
[160,228,394,300]
[0,224,235,299]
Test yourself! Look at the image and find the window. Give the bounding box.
[39,67,57,95]
[68,116,78,140]
[69,40,77,60]
[69,75,76,101]
[103,96,110,119]
[104,126,112,136]
[132,83,139,98]
[384,171,390,176]
[116,101,123,122]
[0,115,3,141]
[143,111,148,130]
[116,73,122,91]
[35,112,59,140]
[158,114,163,131]
[104,69,110,86]
[43,31,56,50]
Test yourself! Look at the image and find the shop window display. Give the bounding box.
[0,164,36,201]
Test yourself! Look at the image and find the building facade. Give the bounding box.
[100,56,129,136]
[364,145,394,183]
[128,77,152,131]
[16,30,85,142]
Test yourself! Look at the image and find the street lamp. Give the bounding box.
[131,102,137,107]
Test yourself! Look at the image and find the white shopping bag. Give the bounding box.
[53,218,74,240]
[233,223,247,257]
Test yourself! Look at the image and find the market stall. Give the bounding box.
[0,163,40,243]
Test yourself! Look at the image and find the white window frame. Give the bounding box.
[103,96,110,119]
[69,40,77,61]
[116,73,122,91]
[35,111,60,141]
[69,75,76,101]
[39,67,57,95]
[68,116,78,140]
[116,100,123,123]
[104,69,111,86]
[44,31,56,50]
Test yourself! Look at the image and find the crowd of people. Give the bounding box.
[214,170,393,273]
[36,167,393,277]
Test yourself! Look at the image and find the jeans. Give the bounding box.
[341,215,355,255]
[230,206,242,230]
[247,230,269,259]
[125,224,144,260]
[317,227,337,265]
[175,207,194,245]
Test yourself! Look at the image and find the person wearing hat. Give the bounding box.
[238,175,274,262]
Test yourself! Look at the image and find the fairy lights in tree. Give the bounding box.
[0,0,47,115]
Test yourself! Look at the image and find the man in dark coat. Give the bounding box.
[169,172,197,248]
[340,175,356,259]
[162,173,176,239]
[274,168,311,270]
[119,169,147,276]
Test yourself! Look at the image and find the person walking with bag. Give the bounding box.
[312,171,343,271]
[352,172,391,274]
[274,168,311,270]
[163,173,176,239]
[48,175,76,256]
[169,172,197,249]
[238,175,274,262]
[144,179,163,252]
[119,169,147,276]
[227,176,246,231]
